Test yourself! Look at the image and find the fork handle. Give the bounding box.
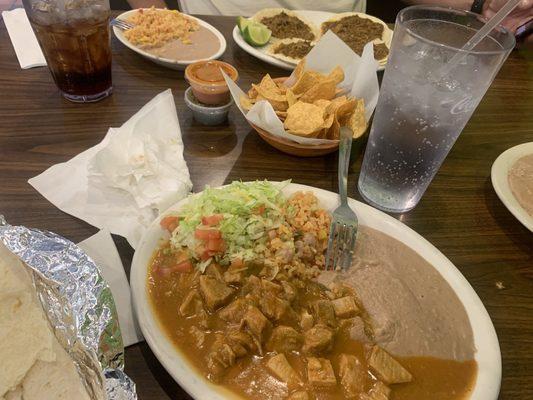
[338,127,352,206]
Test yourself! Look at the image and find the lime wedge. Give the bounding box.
[243,23,272,47]
[237,16,251,34]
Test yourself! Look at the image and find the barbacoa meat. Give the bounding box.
[274,40,314,60]
[373,43,389,60]
[261,12,315,40]
[322,15,388,59]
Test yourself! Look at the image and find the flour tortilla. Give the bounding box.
[22,337,91,400]
[320,12,393,66]
[266,38,314,65]
[0,243,55,397]
[2,386,22,400]
[252,8,320,41]
[0,243,90,400]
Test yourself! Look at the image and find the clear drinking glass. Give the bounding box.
[23,0,113,102]
[358,6,515,213]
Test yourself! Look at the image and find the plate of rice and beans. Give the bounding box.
[233,9,393,71]
[131,181,501,400]
[113,8,226,70]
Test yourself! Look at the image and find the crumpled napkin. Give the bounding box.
[2,8,47,69]
[78,229,143,347]
[29,89,192,248]
[224,31,380,145]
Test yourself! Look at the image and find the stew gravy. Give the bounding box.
[148,242,477,400]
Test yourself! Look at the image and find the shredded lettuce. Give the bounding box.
[170,180,291,268]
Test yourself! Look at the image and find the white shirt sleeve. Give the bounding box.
[178,0,366,16]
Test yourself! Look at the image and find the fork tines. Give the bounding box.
[325,220,357,271]
[110,19,135,30]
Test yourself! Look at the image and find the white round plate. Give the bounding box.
[113,10,227,70]
[232,10,392,72]
[131,183,501,400]
[491,142,533,232]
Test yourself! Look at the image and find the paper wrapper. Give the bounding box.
[224,31,380,145]
[0,217,137,400]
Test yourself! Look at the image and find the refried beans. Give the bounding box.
[317,226,476,361]
[508,153,533,216]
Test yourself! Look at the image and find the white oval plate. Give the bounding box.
[113,10,227,70]
[491,142,533,232]
[130,183,501,400]
[232,10,392,72]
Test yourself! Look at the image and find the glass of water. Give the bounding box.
[358,6,515,213]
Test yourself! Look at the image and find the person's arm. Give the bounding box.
[403,0,533,35]
[482,0,533,32]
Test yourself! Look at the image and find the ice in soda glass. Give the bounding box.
[23,0,113,102]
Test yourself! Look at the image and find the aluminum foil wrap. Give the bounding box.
[0,219,137,400]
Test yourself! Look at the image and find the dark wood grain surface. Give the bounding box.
[1,11,532,400]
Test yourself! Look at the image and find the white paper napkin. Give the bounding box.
[224,31,380,145]
[2,8,47,69]
[29,89,192,249]
[78,229,143,347]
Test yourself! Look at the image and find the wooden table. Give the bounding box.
[1,13,532,400]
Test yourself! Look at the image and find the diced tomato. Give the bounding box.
[209,230,222,239]
[230,258,244,268]
[160,216,179,232]
[195,242,205,256]
[207,238,225,252]
[195,228,221,240]
[200,250,213,261]
[254,205,266,215]
[202,214,224,226]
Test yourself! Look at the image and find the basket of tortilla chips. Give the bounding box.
[241,62,367,156]
[224,31,380,157]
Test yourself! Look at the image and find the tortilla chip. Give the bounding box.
[253,85,286,102]
[335,87,346,96]
[327,117,341,140]
[258,74,280,94]
[335,98,358,125]
[291,70,324,95]
[254,86,288,111]
[276,83,288,94]
[327,66,344,85]
[248,86,258,99]
[322,112,335,129]
[286,89,299,107]
[313,99,331,110]
[276,110,288,119]
[348,99,367,138]
[294,59,306,80]
[299,78,337,103]
[240,95,254,111]
[284,101,325,137]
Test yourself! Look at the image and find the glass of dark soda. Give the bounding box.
[23,0,113,102]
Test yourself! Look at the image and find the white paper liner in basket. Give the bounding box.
[224,31,380,146]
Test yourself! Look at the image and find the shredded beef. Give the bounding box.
[261,12,315,40]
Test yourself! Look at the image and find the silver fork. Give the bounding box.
[325,127,359,271]
[110,19,135,30]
